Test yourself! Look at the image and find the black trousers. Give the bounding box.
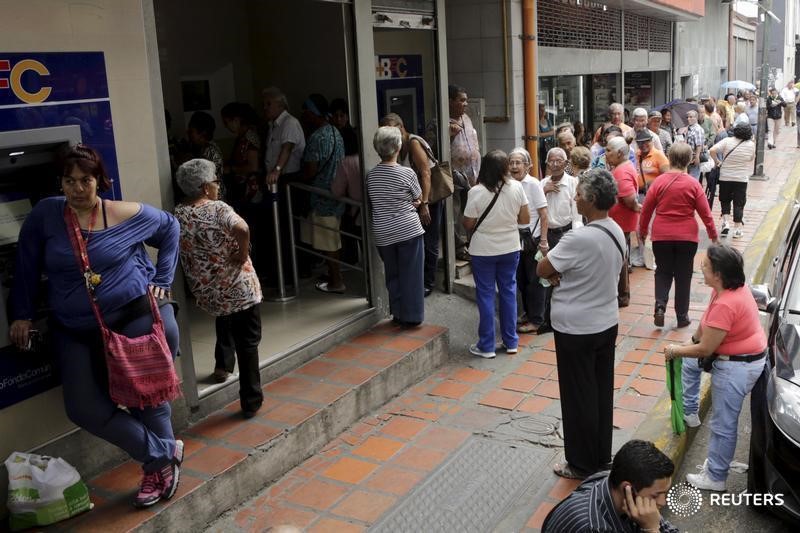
[554,324,617,475]
[719,181,747,223]
[517,229,546,325]
[652,241,697,322]
[214,303,264,412]
[423,200,443,290]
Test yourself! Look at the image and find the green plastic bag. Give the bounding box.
[666,358,686,435]
[5,452,92,530]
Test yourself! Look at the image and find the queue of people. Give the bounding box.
[14,84,776,517]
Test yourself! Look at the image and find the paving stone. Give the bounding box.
[322,457,379,484]
[332,490,397,523]
[261,401,319,425]
[450,367,492,383]
[391,445,448,471]
[380,416,429,440]
[372,438,553,533]
[285,478,349,510]
[363,465,425,496]
[500,374,541,393]
[514,361,555,378]
[414,426,470,452]
[182,446,247,476]
[428,380,473,399]
[352,436,405,461]
[478,389,526,410]
[308,517,365,533]
[516,396,552,414]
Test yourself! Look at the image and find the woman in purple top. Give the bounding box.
[8,145,183,509]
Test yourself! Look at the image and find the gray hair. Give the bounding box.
[509,147,532,166]
[176,158,216,199]
[606,136,630,157]
[546,147,567,161]
[373,126,402,160]
[687,110,698,119]
[609,103,624,114]
[578,168,618,211]
[262,86,289,109]
[632,107,647,118]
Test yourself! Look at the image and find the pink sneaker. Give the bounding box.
[133,471,162,508]
[160,440,184,501]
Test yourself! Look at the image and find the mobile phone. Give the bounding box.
[25,329,42,351]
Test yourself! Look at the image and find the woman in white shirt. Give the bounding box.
[710,123,756,239]
[508,147,549,334]
[463,150,530,358]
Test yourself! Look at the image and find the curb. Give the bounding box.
[632,157,800,472]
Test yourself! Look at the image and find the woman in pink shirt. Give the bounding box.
[664,244,766,492]
[640,143,718,328]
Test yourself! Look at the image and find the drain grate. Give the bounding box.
[371,438,553,532]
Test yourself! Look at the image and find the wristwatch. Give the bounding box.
[275,165,282,172]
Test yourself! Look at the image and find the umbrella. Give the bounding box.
[654,99,697,129]
[666,358,686,434]
[721,80,756,92]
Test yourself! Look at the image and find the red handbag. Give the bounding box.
[64,202,182,409]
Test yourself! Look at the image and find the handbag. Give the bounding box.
[64,203,182,409]
[410,135,454,203]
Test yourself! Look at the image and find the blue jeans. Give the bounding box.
[682,356,703,415]
[54,298,180,473]
[688,164,701,179]
[706,358,764,481]
[471,251,519,352]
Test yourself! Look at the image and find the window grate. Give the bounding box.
[538,2,671,53]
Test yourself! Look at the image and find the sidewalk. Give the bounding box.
[206,129,800,533]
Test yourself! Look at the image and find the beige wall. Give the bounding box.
[0,0,168,458]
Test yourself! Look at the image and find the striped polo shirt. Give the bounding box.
[366,162,424,247]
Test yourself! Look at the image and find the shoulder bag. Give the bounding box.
[410,135,454,204]
[64,203,182,409]
[468,180,505,246]
[586,222,629,307]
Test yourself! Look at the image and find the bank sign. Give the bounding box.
[0,52,120,410]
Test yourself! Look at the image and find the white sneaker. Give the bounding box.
[687,470,725,491]
[720,222,730,237]
[469,344,496,359]
[684,413,702,428]
[732,229,743,239]
[497,344,518,355]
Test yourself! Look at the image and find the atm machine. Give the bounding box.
[0,125,82,409]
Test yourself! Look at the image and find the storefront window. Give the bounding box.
[539,75,584,128]
[590,73,618,132]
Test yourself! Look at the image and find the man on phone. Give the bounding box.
[542,439,679,533]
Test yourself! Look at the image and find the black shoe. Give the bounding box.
[677,317,692,328]
[654,307,665,328]
[242,405,261,419]
[536,323,553,335]
[424,287,433,298]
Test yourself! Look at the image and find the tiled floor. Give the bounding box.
[46,321,446,532]
[186,271,370,394]
[205,130,800,532]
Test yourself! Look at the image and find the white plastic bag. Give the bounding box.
[5,452,92,530]
[643,238,656,270]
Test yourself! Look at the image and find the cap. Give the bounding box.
[647,109,662,119]
[635,129,652,143]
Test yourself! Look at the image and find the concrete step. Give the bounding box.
[455,258,471,279]
[59,321,449,533]
[453,272,476,302]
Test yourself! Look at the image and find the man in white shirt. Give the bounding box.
[262,87,307,281]
[626,107,663,152]
[263,87,306,184]
[541,148,583,248]
[538,148,582,333]
[780,81,797,127]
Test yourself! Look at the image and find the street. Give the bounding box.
[663,390,791,532]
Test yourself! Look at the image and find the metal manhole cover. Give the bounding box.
[370,438,553,533]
